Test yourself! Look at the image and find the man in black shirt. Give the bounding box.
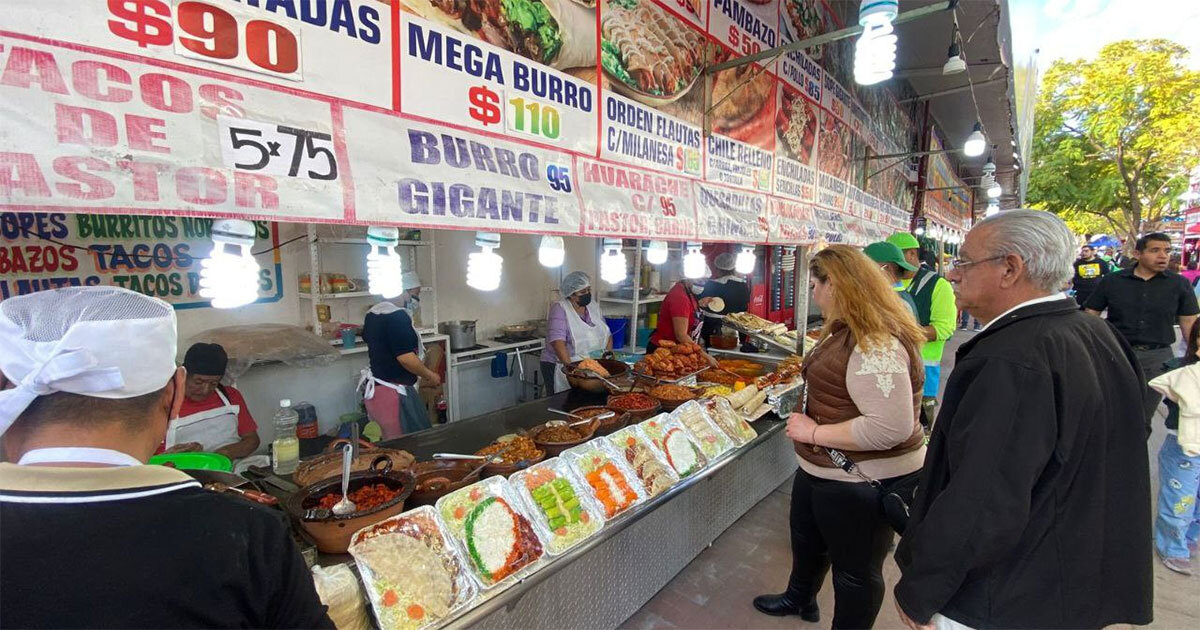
[0,287,332,629]
[1086,232,1200,419]
[1071,245,1111,306]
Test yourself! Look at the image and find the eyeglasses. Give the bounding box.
[949,255,1005,270]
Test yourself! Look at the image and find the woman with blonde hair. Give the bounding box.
[754,245,927,628]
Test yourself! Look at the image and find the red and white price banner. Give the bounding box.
[107,0,303,80]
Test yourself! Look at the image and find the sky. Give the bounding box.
[1009,0,1200,69]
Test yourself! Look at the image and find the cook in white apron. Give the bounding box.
[165,388,241,452]
[552,297,612,393]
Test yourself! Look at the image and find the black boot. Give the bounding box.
[752,593,820,622]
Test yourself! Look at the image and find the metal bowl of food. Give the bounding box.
[501,323,537,340]
[563,358,630,393]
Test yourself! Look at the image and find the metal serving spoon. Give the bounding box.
[331,444,356,516]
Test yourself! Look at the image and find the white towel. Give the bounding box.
[1149,364,1200,456]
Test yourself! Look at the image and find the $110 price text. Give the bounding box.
[468,85,562,143]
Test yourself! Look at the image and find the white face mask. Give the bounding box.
[690,282,705,295]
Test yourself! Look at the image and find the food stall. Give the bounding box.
[1,0,931,627]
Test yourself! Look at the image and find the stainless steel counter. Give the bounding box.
[367,390,795,629]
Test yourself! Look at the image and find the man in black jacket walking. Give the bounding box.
[894,210,1153,630]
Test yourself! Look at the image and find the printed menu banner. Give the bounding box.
[822,69,852,123]
[705,50,776,192]
[814,110,850,210]
[0,211,282,307]
[767,197,817,244]
[923,133,971,229]
[694,182,768,242]
[342,110,582,234]
[778,0,837,62]
[812,205,845,243]
[709,0,780,56]
[7,0,394,109]
[578,158,697,239]
[774,49,821,203]
[657,0,709,30]
[601,92,703,177]
[399,13,598,156]
[0,35,347,220]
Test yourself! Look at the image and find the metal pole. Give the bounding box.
[793,245,811,356]
[861,148,958,161]
[898,76,1007,103]
[706,1,954,74]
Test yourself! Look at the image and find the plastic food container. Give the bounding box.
[508,458,604,555]
[640,414,708,479]
[349,506,478,630]
[562,440,647,519]
[606,425,679,498]
[670,401,735,460]
[436,477,544,589]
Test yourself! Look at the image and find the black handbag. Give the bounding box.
[802,384,920,534]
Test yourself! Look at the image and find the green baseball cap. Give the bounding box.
[886,232,921,251]
[864,241,917,271]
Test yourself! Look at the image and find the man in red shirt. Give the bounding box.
[649,277,716,353]
[164,343,260,459]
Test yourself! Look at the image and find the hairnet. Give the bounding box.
[561,271,591,296]
[0,286,178,436]
[714,252,736,271]
[401,270,421,291]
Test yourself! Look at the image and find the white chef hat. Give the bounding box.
[0,286,178,436]
[401,270,421,292]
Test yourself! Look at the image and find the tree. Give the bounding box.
[1028,40,1200,250]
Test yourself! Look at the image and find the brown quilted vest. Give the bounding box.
[796,321,925,467]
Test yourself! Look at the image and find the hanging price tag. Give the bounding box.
[216,116,338,181]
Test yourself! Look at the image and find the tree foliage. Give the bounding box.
[1028,40,1200,249]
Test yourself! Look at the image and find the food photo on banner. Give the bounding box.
[598,0,710,176]
[705,47,776,193]
[774,48,822,204]
[0,212,282,307]
[778,0,836,62]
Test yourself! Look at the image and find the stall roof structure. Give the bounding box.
[895,0,1021,214]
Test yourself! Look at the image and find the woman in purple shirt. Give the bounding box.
[540,271,612,394]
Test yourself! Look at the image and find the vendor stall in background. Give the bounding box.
[0,0,999,626]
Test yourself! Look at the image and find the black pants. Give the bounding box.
[785,470,894,629]
[540,361,559,397]
[1134,346,1174,421]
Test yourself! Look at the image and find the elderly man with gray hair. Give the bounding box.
[893,210,1153,630]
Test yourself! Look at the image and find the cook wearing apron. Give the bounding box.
[164,343,260,458]
[648,278,710,353]
[541,272,612,395]
[361,289,437,439]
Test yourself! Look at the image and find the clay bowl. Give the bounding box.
[606,394,663,422]
[569,405,631,436]
[286,456,415,554]
[648,386,704,412]
[408,460,484,508]
[530,418,600,457]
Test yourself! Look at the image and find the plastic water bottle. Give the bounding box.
[272,399,300,475]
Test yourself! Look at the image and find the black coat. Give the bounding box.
[894,298,1153,629]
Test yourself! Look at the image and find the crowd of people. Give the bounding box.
[1,211,1197,628]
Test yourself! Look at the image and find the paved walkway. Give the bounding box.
[622,331,1200,629]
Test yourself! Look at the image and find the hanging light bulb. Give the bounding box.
[942,41,966,75]
[987,182,1002,199]
[683,242,706,279]
[600,238,627,284]
[466,232,502,291]
[199,219,260,309]
[735,245,757,274]
[914,226,926,236]
[366,226,403,299]
[982,155,996,176]
[646,240,669,265]
[538,235,565,268]
[853,0,899,86]
[964,122,987,157]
